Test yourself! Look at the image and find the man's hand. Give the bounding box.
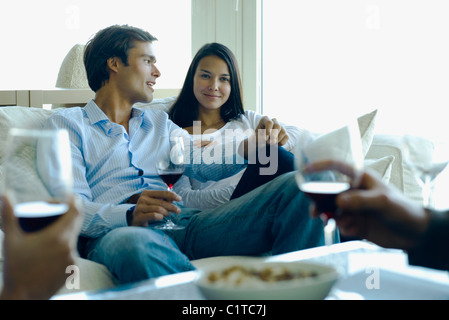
[304,160,430,252]
[129,190,182,227]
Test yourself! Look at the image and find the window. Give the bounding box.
[262,0,449,208]
[262,0,449,142]
[0,0,191,90]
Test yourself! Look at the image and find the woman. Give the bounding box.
[169,43,314,209]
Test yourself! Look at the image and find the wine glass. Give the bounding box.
[155,135,186,230]
[1,128,73,232]
[402,134,449,208]
[295,122,363,246]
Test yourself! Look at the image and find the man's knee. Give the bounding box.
[92,227,192,283]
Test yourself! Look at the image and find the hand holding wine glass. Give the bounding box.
[295,122,363,245]
[155,135,186,230]
[1,128,73,233]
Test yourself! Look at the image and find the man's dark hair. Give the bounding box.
[84,25,157,92]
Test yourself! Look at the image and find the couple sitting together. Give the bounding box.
[37,24,324,285]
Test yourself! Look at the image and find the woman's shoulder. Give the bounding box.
[230,110,263,129]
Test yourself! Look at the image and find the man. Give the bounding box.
[40,25,323,284]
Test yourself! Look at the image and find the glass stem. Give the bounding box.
[422,175,432,208]
[324,218,337,246]
[166,186,174,223]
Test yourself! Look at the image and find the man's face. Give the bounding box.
[115,41,161,104]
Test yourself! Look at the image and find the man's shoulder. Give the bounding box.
[45,106,86,130]
[139,106,169,118]
[50,106,85,119]
[138,107,171,125]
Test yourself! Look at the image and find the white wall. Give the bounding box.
[0,0,191,91]
[262,0,449,142]
[192,0,261,111]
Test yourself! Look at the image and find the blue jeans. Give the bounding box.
[231,146,295,200]
[84,172,324,284]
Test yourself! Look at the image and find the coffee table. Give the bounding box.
[55,240,449,300]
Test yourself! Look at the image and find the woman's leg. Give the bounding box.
[175,172,324,260]
[230,146,295,200]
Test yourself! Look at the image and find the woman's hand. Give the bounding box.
[256,116,289,146]
[239,117,289,160]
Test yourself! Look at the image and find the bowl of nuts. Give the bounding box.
[195,259,339,300]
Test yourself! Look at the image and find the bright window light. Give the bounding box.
[262,0,449,209]
[0,0,191,90]
[262,0,449,141]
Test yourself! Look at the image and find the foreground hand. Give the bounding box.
[0,196,82,300]
[304,160,430,251]
[130,190,182,227]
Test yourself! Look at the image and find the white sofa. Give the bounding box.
[0,98,428,297]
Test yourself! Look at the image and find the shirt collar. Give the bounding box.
[83,99,149,135]
[84,99,146,123]
[84,99,109,125]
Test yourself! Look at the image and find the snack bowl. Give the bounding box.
[195,259,339,300]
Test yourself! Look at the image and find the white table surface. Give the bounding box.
[56,240,449,300]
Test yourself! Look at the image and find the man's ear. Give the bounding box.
[107,57,120,73]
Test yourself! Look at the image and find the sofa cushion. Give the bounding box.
[364,155,395,184]
[357,109,377,157]
[0,228,118,296]
[366,134,427,204]
[135,96,177,112]
[55,257,118,296]
[298,109,378,167]
[0,107,54,163]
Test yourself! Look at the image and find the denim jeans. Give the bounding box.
[230,146,295,200]
[84,172,324,284]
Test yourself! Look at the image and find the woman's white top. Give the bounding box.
[173,110,314,209]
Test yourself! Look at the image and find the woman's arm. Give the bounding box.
[173,174,238,210]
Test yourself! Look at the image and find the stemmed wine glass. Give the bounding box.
[1,128,73,232]
[295,122,363,246]
[155,135,186,230]
[402,134,449,208]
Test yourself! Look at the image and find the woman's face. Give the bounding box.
[193,55,231,112]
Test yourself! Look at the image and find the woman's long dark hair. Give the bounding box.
[168,43,244,128]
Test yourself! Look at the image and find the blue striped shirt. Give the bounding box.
[41,100,245,237]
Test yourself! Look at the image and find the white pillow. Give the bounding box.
[301,107,378,164]
[301,123,365,166]
[364,155,395,184]
[357,109,377,157]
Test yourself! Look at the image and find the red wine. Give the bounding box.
[159,173,183,189]
[15,202,68,232]
[299,181,350,219]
